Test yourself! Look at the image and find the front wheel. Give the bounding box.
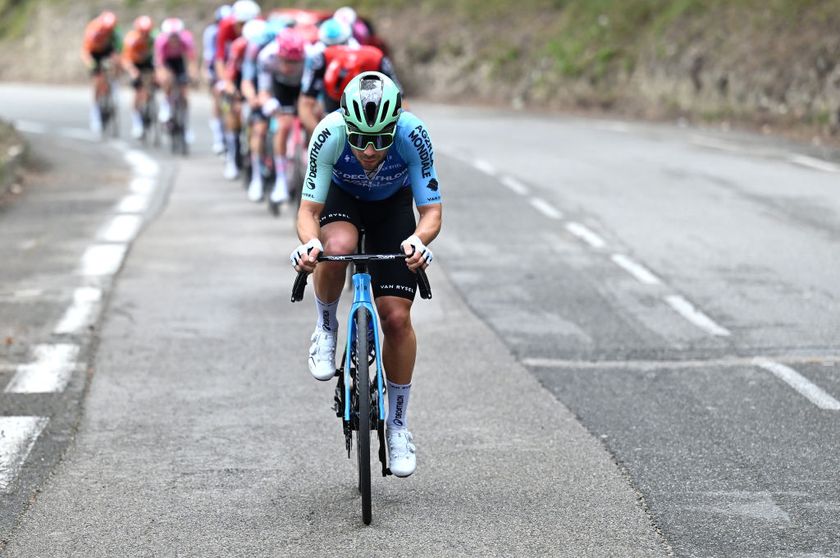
[354,308,372,525]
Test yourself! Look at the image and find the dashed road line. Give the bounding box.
[473,159,497,176]
[611,254,662,286]
[99,214,142,243]
[500,175,529,196]
[566,222,606,249]
[54,287,102,335]
[0,417,49,492]
[79,244,128,277]
[5,344,80,394]
[530,198,563,219]
[789,155,840,173]
[753,358,840,410]
[665,295,731,337]
[116,194,150,213]
[130,177,155,195]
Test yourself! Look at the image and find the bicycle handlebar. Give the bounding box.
[291,254,432,302]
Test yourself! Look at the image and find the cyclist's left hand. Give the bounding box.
[290,238,323,273]
[401,235,433,271]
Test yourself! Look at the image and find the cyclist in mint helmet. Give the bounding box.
[291,71,442,478]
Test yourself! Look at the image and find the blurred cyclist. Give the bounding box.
[202,4,232,154]
[81,11,122,133]
[215,0,262,179]
[154,17,197,141]
[122,15,156,139]
[255,27,306,204]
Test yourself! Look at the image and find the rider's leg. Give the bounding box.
[209,82,225,153]
[223,101,241,179]
[248,117,268,200]
[131,75,145,138]
[179,81,193,142]
[308,221,356,380]
[270,114,293,203]
[157,67,173,121]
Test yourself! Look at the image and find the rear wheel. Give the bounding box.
[354,308,372,525]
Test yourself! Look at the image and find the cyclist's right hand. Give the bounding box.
[290,239,323,273]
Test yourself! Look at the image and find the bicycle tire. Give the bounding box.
[354,308,372,525]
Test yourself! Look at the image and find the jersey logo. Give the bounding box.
[426,179,438,191]
[408,125,434,179]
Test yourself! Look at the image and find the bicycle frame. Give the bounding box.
[343,270,386,423]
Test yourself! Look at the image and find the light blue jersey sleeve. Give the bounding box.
[302,112,346,204]
[202,25,217,68]
[395,112,441,206]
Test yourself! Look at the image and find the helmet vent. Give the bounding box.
[352,100,363,123]
[364,102,377,127]
[381,101,391,123]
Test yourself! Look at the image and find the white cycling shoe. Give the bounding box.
[270,176,289,204]
[387,429,416,477]
[308,328,337,381]
[223,158,239,180]
[247,176,264,202]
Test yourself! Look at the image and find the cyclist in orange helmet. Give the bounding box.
[81,11,122,133]
[122,15,157,139]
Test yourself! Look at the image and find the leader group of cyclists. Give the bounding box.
[81,2,401,210]
[82,3,443,481]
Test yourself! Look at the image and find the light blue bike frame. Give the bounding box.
[343,272,386,423]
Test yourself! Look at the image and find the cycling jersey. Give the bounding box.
[257,41,304,89]
[214,15,241,63]
[154,30,195,64]
[83,20,122,55]
[224,36,249,84]
[304,110,440,206]
[123,30,155,65]
[241,37,274,84]
[301,45,399,112]
[202,23,219,73]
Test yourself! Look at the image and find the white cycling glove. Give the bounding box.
[401,235,433,266]
[290,238,324,268]
[262,98,280,117]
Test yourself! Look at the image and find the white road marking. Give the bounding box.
[753,358,840,410]
[530,198,563,219]
[665,295,731,336]
[690,135,741,153]
[79,244,127,276]
[12,289,43,299]
[5,344,79,393]
[99,214,142,243]
[500,175,529,195]
[14,120,47,134]
[473,159,497,176]
[54,287,103,335]
[789,155,840,173]
[523,356,751,370]
[116,194,149,214]
[566,222,606,249]
[0,417,49,492]
[17,239,38,251]
[130,177,155,195]
[611,254,662,285]
[124,150,159,177]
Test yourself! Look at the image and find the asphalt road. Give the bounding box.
[1,83,839,557]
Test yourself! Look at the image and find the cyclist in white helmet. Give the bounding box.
[215,0,261,179]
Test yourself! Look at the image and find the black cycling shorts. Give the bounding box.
[271,80,301,115]
[90,45,115,75]
[164,57,189,85]
[131,59,154,89]
[320,184,417,301]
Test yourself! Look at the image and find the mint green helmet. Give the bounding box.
[340,71,402,134]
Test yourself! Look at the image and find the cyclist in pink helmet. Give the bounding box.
[255,27,306,205]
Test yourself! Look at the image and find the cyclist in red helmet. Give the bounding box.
[298,43,402,137]
[122,15,157,139]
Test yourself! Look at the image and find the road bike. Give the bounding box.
[138,72,160,147]
[96,59,120,139]
[291,246,431,525]
[166,83,189,156]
